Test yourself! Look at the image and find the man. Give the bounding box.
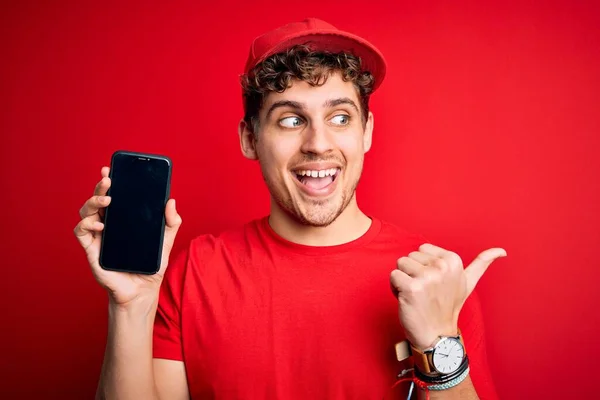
[74,18,506,399]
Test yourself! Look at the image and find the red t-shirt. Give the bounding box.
[153,217,498,399]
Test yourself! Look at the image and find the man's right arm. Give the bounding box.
[73,166,188,400]
[95,299,190,400]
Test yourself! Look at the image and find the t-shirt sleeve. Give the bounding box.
[152,244,189,361]
[459,290,499,400]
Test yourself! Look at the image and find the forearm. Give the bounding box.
[96,298,160,400]
[417,375,478,400]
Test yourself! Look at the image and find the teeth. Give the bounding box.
[295,168,340,177]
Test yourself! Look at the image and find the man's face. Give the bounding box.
[241,71,373,227]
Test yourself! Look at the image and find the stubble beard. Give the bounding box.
[264,170,362,228]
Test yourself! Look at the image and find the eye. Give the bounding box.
[279,116,303,128]
[330,114,350,126]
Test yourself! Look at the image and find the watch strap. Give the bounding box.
[410,344,434,374]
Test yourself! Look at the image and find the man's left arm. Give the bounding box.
[391,243,507,399]
[423,291,498,399]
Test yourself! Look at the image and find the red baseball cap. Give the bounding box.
[244,18,387,92]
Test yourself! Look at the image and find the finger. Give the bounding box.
[101,166,110,178]
[465,247,507,295]
[73,217,104,238]
[79,195,111,218]
[408,251,438,266]
[390,269,412,297]
[418,244,462,267]
[93,176,112,197]
[158,199,183,274]
[165,199,182,230]
[163,199,183,249]
[418,243,450,257]
[396,256,424,277]
[408,251,453,274]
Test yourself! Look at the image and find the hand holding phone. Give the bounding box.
[73,151,183,306]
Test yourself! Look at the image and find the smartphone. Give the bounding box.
[99,150,172,274]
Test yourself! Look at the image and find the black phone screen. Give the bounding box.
[100,152,171,274]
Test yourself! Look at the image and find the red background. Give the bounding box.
[1,1,599,398]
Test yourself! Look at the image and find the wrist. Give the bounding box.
[409,328,466,379]
[108,294,159,319]
[409,325,459,351]
[414,362,471,392]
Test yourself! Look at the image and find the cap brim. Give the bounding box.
[249,29,387,93]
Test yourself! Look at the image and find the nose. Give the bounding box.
[300,122,334,155]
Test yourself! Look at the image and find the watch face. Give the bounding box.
[432,337,465,374]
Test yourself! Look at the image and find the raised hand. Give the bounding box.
[74,166,182,307]
[390,243,506,349]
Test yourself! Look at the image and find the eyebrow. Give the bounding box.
[265,97,360,120]
[324,97,360,114]
[266,100,305,120]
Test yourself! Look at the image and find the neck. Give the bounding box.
[268,195,372,246]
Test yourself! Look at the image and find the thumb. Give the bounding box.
[165,199,182,235]
[158,199,183,275]
[163,199,182,252]
[465,247,507,295]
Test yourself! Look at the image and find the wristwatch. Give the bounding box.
[410,330,466,376]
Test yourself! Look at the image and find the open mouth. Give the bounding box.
[292,168,341,191]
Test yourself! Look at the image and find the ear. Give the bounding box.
[238,119,258,160]
[363,111,374,153]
